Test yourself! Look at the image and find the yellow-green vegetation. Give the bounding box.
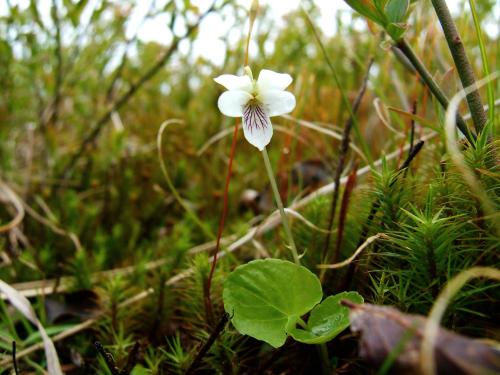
[0,0,498,373]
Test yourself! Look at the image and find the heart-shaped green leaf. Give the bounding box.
[223,259,322,348]
[288,291,364,344]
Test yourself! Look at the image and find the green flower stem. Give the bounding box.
[396,39,475,144]
[431,0,487,134]
[297,317,308,329]
[261,147,300,265]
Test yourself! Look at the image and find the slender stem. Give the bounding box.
[49,0,63,129]
[185,313,230,375]
[297,317,307,329]
[205,120,239,322]
[261,147,300,265]
[244,0,258,66]
[431,0,487,134]
[468,0,495,128]
[206,0,258,320]
[396,39,475,144]
[12,341,19,375]
[318,344,330,375]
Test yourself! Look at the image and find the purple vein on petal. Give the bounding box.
[243,103,269,135]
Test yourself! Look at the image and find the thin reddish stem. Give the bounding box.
[333,161,359,266]
[204,120,239,320]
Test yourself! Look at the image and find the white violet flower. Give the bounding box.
[214,67,296,150]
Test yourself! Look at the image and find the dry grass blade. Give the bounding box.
[0,181,25,233]
[284,208,334,234]
[21,198,83,252]
[4,235,237,299]
[317,233,388,269]
[373,98,405,136]
[157,119,214,239]
[0,280,63,374]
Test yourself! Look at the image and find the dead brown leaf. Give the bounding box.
[342,301,500,375]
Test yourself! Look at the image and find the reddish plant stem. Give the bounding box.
[320,59,373,278]
[332,162,359,267]
[204,121,239,322]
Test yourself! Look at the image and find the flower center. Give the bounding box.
[243,100,268,134]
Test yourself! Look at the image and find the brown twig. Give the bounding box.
[408,101,417,155]
[205,0,259,321]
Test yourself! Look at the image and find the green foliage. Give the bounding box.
[224,259,363,347]
[224,259,323,347]
[0,0,498,373]
[345,0,414,40]
[288,291,363,344]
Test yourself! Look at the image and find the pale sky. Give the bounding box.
[0,0,498,67]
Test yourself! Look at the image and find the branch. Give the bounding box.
[431,0,487,133]
[395,39,475,144]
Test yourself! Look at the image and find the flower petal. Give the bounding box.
[217,91,253,117]
[258,90,296,117]
[242,103,273,150]
[214,74,253,92]
[257,69,293,91]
